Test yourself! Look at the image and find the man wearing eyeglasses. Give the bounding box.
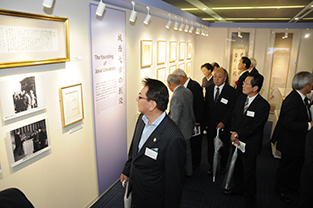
[226,73,270,208]
[120,78,186,208]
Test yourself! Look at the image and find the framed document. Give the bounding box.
[169,65,176,74]
[169,41,177,63]
[179,63,185,71]
[141,40,153,67]
[157,67,166,84]
[179,41,186,61]
[157,41,166,65]
[0,9,70,69]
[187,42,192,59]
[186,61,191,76]
[60,83,84,127]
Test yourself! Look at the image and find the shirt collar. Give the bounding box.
[296,90,306,101]
[174,85,181,92]
[215,82,225,91]
[142,112,166,126]
[183,78,190,88]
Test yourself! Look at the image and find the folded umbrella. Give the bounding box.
[212,128,223,182]
[222,147,238,189]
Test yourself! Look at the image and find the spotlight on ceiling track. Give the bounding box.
[195,25,201,35]
[165,14,172,29]
[143,6,151,25]
[282,28,288,39]
[189,22,194,33]
[174,16,178,30]
[184,20,189,32]
[43,0,54,8]
[129,1,137,22]
[96,0,106,16]
[179,19,185,32]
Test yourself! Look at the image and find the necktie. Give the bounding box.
[243,97,249,113]
[215,87,220,103]
[304,97,312,121]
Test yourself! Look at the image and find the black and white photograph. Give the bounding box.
[0,74,46,121]
[9,119,50,166]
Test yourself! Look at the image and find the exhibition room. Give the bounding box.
[1,0,313,207]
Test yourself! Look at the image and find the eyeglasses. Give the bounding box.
[138,93,147,100]
[243,81,252,86]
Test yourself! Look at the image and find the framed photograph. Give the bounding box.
[169,41,177,63]
[187,42,192,59]
[169,65,176,74]
[179,63,185,71]
[179,41,186,61]
[157,67,166,84]
[0,9,70,69]
[141,40,153,67]
[8,119,50,167]
[157,41,166,65]
[186,62,191,76]
[0,74,47,121]
[60,83,84,127]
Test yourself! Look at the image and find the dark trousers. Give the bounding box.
[297,192,313,208]
[275,153,304,193]
[190,133,202,169]
[207,131,230,169]
[233,150,257,208]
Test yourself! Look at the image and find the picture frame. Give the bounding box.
[157,40,166,65]
[179,63,185,71]
[169,41,177,63]
[0,9,70,69]
[60,83,84,127]
[187,42,192,59]
[157,67,166,84]
[169,65,177,74]
[179,41,186,61]
[141,40,153,67]
[186,61,191,76]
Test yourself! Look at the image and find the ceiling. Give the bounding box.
[162,0,313,23]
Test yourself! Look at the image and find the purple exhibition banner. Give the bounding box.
[90,4,127,194]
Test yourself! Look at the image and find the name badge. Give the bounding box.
[145,147,158,160]
[246,110,255,117]
[220,98,228,105]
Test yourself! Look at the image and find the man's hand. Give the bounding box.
[230,131,240,145]
[216,122,225,130]
[120,173,129,187]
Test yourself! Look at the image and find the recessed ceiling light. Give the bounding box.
[277,7,280,9]
[203,8,207,10]
[295,17,299,20]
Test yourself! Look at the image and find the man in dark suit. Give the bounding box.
[205,68,237,175]
[248,58,259,75]
[173,68,205,169]
[121,78,186,208]
[297,128,313,207]
[168,74,195,176]
[272,71,313,203]
[235,57,251,96]
[201,63,214,88]
[227,73,270,208]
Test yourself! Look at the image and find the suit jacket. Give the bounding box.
[169,85,195,140]
[231,94,270,155]
[300,128,313,196]
[202,76,213,88]
[271,90,310,157]
[236,70,249,96]
[205,83,237,143]
[249,67,259,75]
[122,114,186,208]
[187,78,204,124]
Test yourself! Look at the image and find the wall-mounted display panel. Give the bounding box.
[0,74,46,121]
[0,9,70,69]
[186,61,191,77]
[169,65,176,74]
[157,67,166,84]
[179,41,185,61]
[157,40,166,65]
[187,42,192,60]
[7,119,50,167]
[141,40,153,67]
[179,62,185,71]
[59,83,84,127]
[169,41,177,63]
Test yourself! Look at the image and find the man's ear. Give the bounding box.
[252,85,259,92]
[149,100,157,111]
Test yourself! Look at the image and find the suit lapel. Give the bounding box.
[133,118,145,155]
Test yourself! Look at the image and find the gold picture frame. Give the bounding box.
[179,41,186,61]
[157,67,166,84]
[60,83,84,127]
[141,40,153,67]
[157,40,166,65]
[169,41,177,63]
[0,9,70,69]
[169,65,176,74]
[179,62,185,71]
[187,42,192,59]
[186,61,191,76]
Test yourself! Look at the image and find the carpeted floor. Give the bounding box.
[91,121,301,208]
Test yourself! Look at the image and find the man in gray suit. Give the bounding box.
[167,74,195,176]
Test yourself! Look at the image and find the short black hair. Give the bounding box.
[241,57,251,69]
[212,62,220,68]
[142,78,169,112]
[201,63,213,71]
[248,73,264,92]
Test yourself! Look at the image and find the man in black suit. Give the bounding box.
[227,73,270,208]
[173,68,205,169]
[205,68,237,175]
[235,57,251,96]
[121,78,186,208]
[297,128,313,207]
[248,58,259,75]
[272,71,313,203]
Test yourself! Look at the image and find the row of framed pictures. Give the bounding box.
[156,61,192,84]
[141,40,192,68]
